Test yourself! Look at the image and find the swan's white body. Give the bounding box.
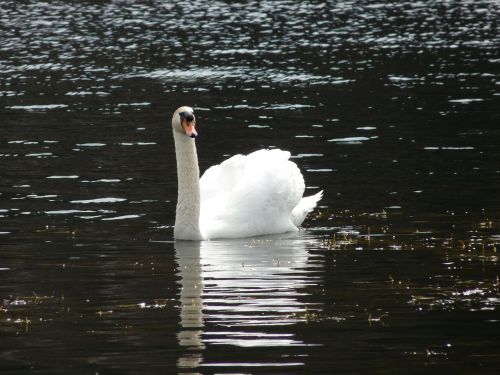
[172,106,322,240]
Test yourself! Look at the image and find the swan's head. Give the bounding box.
[172,106,197,138]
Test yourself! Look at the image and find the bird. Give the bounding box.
[171,105,322,240]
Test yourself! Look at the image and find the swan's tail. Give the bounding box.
[291,190,323,227]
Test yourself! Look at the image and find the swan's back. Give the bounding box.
[200,149,306,239]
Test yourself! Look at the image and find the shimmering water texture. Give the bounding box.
[1,0,499,374]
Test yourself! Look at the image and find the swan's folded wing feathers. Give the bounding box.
[200,154,245,198]
[200,149,306,239]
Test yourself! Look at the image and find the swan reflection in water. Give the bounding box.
[175,234,322,371]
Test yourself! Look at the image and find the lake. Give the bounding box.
[1,0,499,373]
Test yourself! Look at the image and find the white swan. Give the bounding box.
[172,105,322,240]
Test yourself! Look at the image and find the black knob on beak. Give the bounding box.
[179,111,195,122]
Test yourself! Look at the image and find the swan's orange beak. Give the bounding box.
[182,119,198,138]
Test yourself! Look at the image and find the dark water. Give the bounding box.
[1,0,499,373]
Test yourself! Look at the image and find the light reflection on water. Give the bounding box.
[176,235,320,370]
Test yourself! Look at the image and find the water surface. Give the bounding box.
[1,0,499,373]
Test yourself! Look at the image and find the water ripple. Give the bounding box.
[176,236,321,363]
[119,67,335,85]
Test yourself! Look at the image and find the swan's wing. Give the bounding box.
[199,149,305,239]
[199,153,246,201]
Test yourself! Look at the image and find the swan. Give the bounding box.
[172,105,323,240]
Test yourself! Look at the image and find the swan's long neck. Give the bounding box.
[173,131,202,240]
